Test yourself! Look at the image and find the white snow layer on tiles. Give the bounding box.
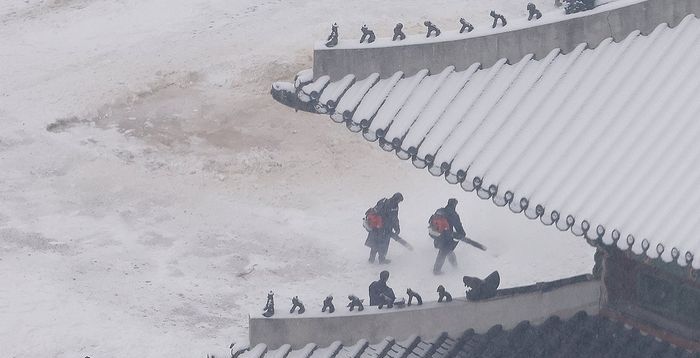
[352,71,404,126]
[457,49,559,188]
[300,76,331,101]
[383,66,455,145]
[319,74,356,108]
[287,343,318,358]
[417,59,506,163]
[331,73,379,122]
[267,344,293,358]
[302,14,700,268]
[296,69,315,88]
[367,69,429,136]
[400,64,480,153]
[241,344,269,358]
[433,57,527,173]
[309,340,343,358]
[340,339,369,358]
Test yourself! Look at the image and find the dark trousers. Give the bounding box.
[369,246,387,262]
[368,236,389,263]
[433,249,457,273]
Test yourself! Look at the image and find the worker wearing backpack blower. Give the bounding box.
[429,198,466,274]
[364,193,403,264]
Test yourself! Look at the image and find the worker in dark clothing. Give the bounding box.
[369,270,396,306]
[429,198,466,275]
[365,193,403,264]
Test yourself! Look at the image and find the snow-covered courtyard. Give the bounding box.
[0,1,593,357]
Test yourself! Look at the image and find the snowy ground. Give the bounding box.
[0,0,593,357]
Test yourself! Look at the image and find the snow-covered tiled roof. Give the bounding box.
[237,311,700,358]
[271,14,700,269]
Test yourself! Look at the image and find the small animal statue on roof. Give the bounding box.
[393,23,406,41]
[527,3,542,20]
[322,295,335,313]
[437,285,452,302]
[459,18,474,33]
[490,10,507,28]
[393,297,406,309]
[463,271,501,301]
[360,25,376,44]
[424,21,441,37]
[325,23,339,48]
[407,288,423,306]
[262,291,275,317]
[289,296,306,314]
[347,294,365,311]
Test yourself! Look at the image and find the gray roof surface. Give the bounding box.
[237,311,699,358]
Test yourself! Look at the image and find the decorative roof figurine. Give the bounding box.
[360,25,376,44]
[527,3,543,21]
[490,11,507,28]
[347,294,365,311]
[437,285,452,302]
[289,296,306,314]
[459,18,474,33]
[322,295,335,313]
[407,288,423,306]
[424,21,441,37]
[393,23,406,41]
[262,291,275,317]
[463,271,500,301]
[325,23,338,48]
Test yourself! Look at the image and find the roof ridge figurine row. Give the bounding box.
[325,4,543,48]
[261,287,427,318]
[261,270,500,317]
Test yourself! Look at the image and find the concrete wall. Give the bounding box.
[313,0,700,80]
[249,279,602,349]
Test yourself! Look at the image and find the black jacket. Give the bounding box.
[440,203,465,237]
[369,280,396,306]
[376,197,400,235]
[434,203,465,250]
